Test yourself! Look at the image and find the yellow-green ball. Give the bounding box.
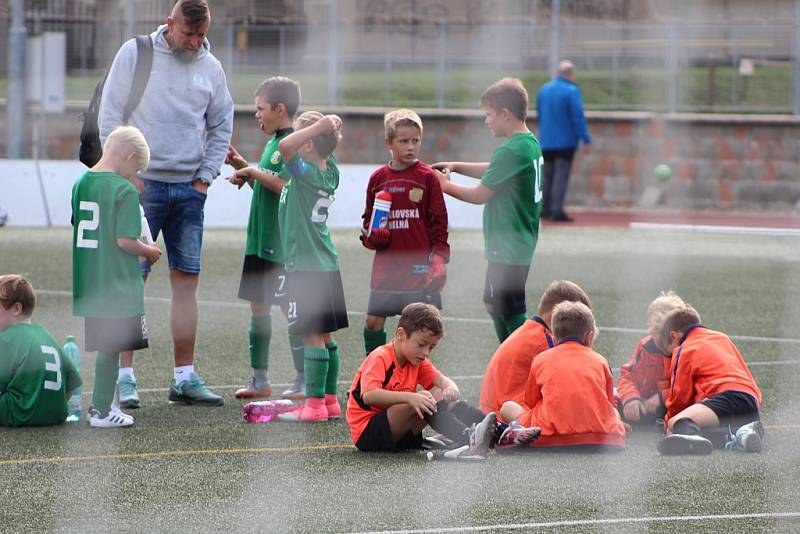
[654,164,672,182]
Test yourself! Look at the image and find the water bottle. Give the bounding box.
[368,190,392,236]
[243,399,295,423]
[63,336,81,423]
[139,205,153,272]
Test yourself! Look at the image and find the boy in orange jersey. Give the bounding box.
[500,301,626,451]
[655,305,763,455]
[617,291,685,427]
[346,303,539,458]
[479,280,591,415]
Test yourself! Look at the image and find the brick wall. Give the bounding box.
[3,105,800,210]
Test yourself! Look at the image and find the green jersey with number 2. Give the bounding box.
[0,323,82,427]
[71,171,144,318]
[278,154,340,272]
[480,132,542,266]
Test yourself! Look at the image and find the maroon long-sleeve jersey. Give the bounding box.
[362,161,450,292]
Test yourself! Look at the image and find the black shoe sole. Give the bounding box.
[168,393,224,406]
[119,400,140,409]
[657,434,713,455]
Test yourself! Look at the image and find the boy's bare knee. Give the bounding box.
[365,314,386,331]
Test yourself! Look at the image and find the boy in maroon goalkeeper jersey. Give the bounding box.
[359,109,450,355]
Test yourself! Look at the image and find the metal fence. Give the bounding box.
[3,5,800,113]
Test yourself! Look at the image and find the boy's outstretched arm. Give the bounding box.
[434,169,496,205]
[278,115,342,162]
[117,238,161,265]
[228,167,287,194]
[431,161,489,179]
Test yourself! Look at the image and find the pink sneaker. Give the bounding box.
[243,399,295,423]
[277,397,328,422]
[325,394,341,420]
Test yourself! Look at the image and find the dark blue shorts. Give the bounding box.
[700,390,760,428]
[355,411,424,452]
[140,181,206,274]
[366,290,442,317]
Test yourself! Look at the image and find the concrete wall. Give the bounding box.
[2,105,800,212]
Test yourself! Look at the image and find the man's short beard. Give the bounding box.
[173,47,199,62]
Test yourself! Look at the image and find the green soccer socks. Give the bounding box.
[304,347,330,399]
[289,334,305,373]
[489,312,509,342]
[93,352,120,415]
[248,314,271,370]
[325,341,340,395]
[503,313,527,337]
[363,327,387,356]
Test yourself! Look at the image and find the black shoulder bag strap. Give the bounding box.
[122,35,154,123]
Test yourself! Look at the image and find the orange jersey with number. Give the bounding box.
[479,317,554,414]
[665,325,761,425]
[616,336,671,406]
[518,339,626,448]
[346,343,442,445]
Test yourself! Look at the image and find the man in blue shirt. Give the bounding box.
[536,60,592,222]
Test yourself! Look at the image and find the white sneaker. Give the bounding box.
[89,407,134,428]
[464,411,497,459]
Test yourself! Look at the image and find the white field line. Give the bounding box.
[37,290,800,346]
[630,222,800,237]
[345,511,800,534]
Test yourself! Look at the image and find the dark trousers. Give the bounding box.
[541,148,577,218]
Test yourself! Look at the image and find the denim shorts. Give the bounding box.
[140,180,206,274]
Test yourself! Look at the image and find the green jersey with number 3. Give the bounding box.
[480,132,542,266]
[0,323,82,427]
[278,154,340,272]
[244,130,291,261]
[71,171,145,318]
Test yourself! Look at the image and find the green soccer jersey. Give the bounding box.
[71,171,145,318]
[480,132,543,266]
[278,154,340,272]
[244,129,292,262]
[0,323,82,427]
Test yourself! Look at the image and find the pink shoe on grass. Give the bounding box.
[277,397,328,422]
[325,394,341,420]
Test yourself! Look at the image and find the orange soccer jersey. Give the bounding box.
[665,325,762,425]
[346,343,442,445]
[519,339,626,448]
[479,316,554,414]
[616,336,671,406]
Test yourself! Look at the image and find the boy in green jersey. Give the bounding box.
[251,111,348,423]
[72,126,162,428]
[433,78,543,343]
[0,275,83,427]
[226,77,306,400]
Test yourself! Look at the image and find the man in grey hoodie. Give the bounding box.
[99,0,233,408]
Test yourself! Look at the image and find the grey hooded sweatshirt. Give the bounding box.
[98,25,234,184]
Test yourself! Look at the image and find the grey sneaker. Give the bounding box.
[168,372,224,406]
[657,433,713,455]
[234,373,272,399]
[725,421,764,453]
[118,375,140,409]
[464,411,497,459]
[281,371,305,400]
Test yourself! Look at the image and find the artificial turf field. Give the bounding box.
[1,225,799,533]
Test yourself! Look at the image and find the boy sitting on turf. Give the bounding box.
[501,301,627,451]
[226,76,306,400]
[655,305,764,455]
[433,77,542,343]
[347,303,538,457]
[72,125,162,428]
[360,109,449,356]
[617,291,685,427]
[479,280,591,415]
[0,274,83,427]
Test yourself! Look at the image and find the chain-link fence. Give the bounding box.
[1,2,799,113]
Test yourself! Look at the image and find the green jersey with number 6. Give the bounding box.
[244,130,291,261]
[0,323,82,427]
[278,154,340,272]
[71,171,144,318]
[480,132,542,266]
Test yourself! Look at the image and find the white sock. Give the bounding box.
[174,365,194,384]
[118,367,135,381]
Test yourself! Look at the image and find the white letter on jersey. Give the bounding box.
[42,345,63,391]
[77,201,100,249]
[311,191,334,223]
[533,156,543,204]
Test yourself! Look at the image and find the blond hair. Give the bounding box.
[480,77,529,121]
[384,109,423,140]
[0,274,35,317]
[551,301,595,343]
[104,126,150,172]
[294,111,341,158]
[647,291,686,339]
[538,280,592,316]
